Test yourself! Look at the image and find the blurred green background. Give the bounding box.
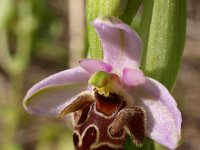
[0,0,199,150]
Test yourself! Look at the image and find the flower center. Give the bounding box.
[88,71,120,97]
[89,71,134,106]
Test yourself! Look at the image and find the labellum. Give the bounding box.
[58,73,146,150]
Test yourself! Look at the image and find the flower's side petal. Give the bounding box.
[141,77,181,134]
[23,67,90,116]
[79,59,112,73]
[139,97,180,149]
[93,17,142,73]
[131,77,181,149]
[122,67,146,87]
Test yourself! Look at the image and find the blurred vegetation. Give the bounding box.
[0,0,73,149]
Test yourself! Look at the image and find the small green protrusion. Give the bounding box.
[88,71,110,88]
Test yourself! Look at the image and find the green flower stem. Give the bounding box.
[119,0,142,24]
[86,0,121,59]
[140,0,186,91]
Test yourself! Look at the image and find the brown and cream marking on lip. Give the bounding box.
[58,90,146,150]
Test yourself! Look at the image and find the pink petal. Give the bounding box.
[93,17,142,73]
[139,97,180,149]
[79,59,112,73]
[141,77,182,134]
[122,67,145,87]
[23,67,90,116]
[131,77,181,149]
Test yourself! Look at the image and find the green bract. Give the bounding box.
[139,0,186,90]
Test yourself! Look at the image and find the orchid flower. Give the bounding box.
[23,17,181,150]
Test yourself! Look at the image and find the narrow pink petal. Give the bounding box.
[79,59,112,73]
[93,17,142,73]
[23,67,90,116]
[122,67,145,87]
[130,77,181,149]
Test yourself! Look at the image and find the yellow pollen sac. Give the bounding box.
[97,86,109,97]
[89,71,113,96]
